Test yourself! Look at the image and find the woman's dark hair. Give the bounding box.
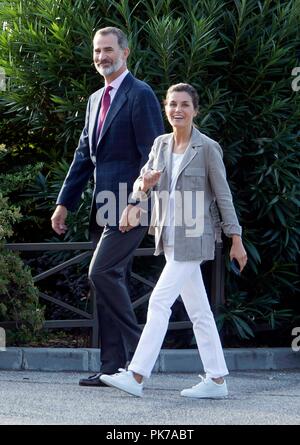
[164,83,199,111]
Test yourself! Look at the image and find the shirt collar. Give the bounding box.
[105,69,129,91]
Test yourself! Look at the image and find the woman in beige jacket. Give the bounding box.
[100,83,247,398]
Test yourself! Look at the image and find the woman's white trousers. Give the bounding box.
[128,246,228,379]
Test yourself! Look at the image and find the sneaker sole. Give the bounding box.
[181,393,228,399]
[100,376,143,398]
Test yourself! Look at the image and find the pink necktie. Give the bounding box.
[97,85,113,140]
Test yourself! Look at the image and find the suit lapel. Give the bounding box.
[89,88,104,151]
[96,72,134,149]
[98,92,127,144]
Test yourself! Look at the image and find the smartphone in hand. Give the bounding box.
[230,258,241,276]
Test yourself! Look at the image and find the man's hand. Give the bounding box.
[119,205,143,233]
[140,169,162,192]
[51,205,68,235]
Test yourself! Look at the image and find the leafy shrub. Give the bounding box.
[0,149,45,345]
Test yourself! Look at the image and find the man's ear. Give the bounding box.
[124,47,130,59]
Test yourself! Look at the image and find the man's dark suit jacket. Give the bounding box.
[56,72,164,226]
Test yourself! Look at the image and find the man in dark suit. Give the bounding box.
[51,27,164,386]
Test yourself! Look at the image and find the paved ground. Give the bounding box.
[0,370,300,425]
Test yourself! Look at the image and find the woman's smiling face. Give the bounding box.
[165,91,197,130]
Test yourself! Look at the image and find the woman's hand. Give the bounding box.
[119,205,143,233]
[229,235,248,273]
[140,169,161,192]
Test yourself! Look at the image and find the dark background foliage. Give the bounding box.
[0,0,299,345]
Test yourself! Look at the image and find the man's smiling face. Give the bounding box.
[93,33,129,79]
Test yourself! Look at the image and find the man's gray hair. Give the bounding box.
[94,27,129,50]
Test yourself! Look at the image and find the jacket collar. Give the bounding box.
[160,126,204,148]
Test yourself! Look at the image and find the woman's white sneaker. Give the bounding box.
[180,375,228,399]
[100,368,143,397]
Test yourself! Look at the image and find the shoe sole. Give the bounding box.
[100,377,143,398]
[79,382,110,387]
[181,393,228,399]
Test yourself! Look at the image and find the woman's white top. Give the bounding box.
[162,152,185,246]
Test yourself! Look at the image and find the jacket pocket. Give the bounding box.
[184,167,205,176]
[184,167,205,189]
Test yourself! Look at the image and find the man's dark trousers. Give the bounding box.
[89,224,148,373]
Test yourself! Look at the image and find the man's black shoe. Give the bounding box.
[79,373,112,387]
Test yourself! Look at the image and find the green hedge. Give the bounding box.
[0,149,45,344]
